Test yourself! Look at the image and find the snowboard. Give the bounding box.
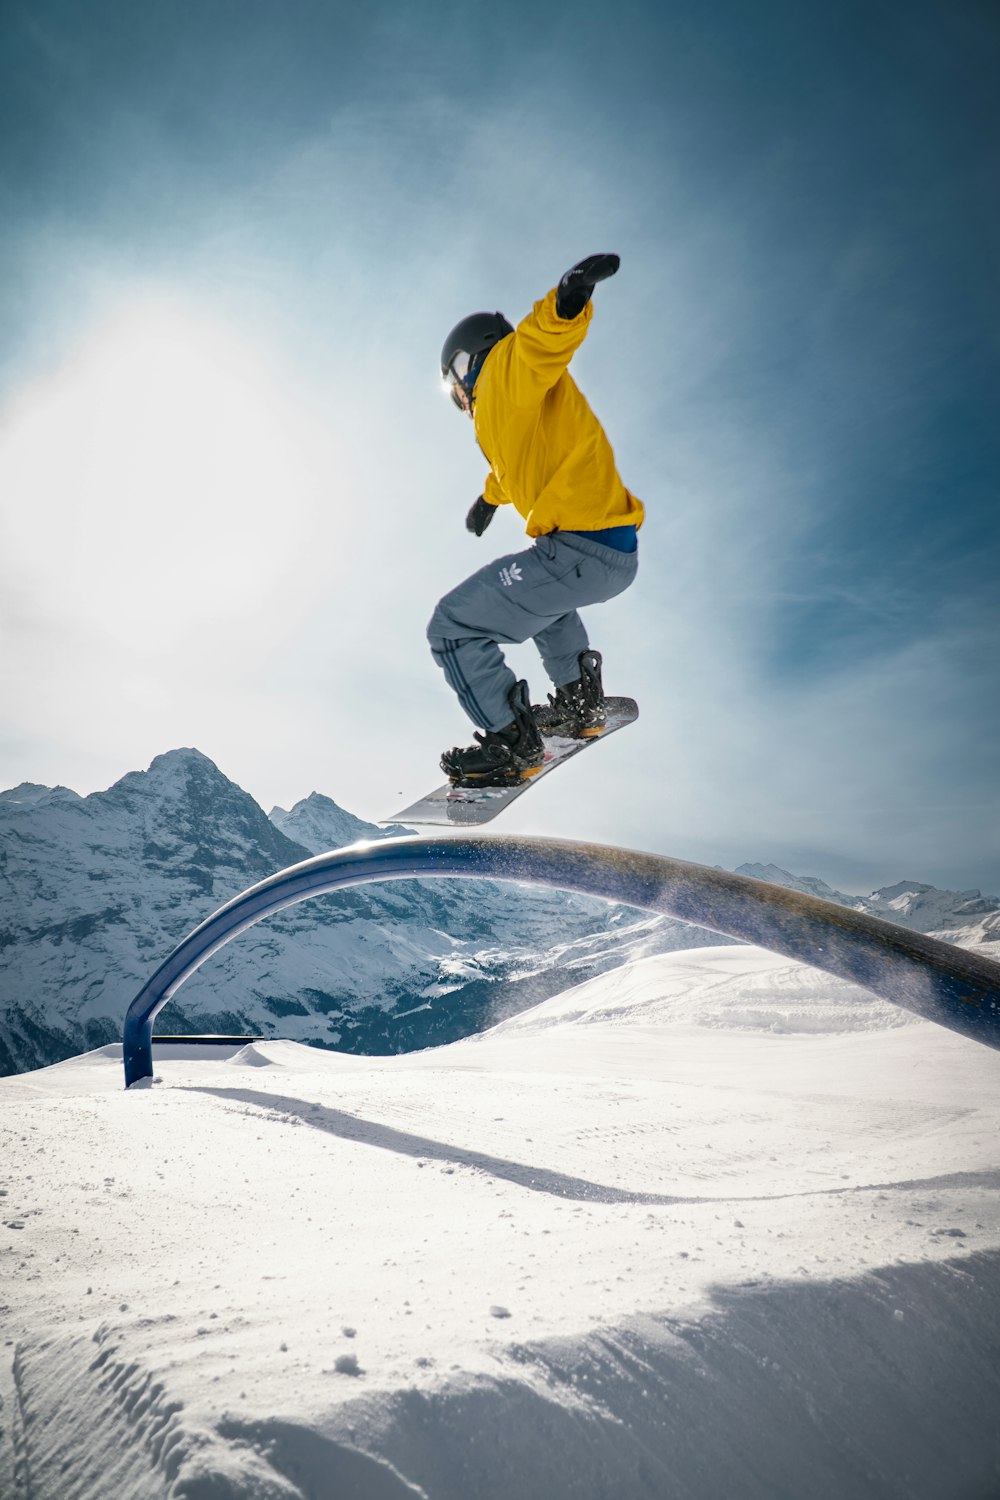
[383,697,638,828]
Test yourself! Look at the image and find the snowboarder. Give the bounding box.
[430,253,644,787]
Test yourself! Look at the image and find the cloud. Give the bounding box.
[0,0,996,894]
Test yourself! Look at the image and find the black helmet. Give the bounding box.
[441,311,514,410]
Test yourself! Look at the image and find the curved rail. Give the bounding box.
[123,835,1000,1085]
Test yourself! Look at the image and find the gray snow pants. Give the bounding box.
[427,530,638,732]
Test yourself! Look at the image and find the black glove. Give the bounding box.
[466,494,497,536]
[555,252,620,320]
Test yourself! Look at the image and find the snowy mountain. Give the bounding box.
[2,749,996,1078]
[736,862,1000,953]
[0,750,701,1076]
[269,791,410,849]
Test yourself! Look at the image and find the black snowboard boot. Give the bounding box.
[533,650,607,739]
[441,680,545,786]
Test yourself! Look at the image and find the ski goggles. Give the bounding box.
[444,351,480,409]
[445,350,475,384]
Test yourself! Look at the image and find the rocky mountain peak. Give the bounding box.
[105,747,236,807]
[872,880,934,902]
[734,862,853,905]
[0,782,82,810]
[737,861,998,939]
[269,791,382,855]
[270,792,411,855]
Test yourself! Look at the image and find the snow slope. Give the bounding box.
[3,945,999,1498]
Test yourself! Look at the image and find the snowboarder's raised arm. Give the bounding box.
[500,253,621,407]
[555,253,621,319]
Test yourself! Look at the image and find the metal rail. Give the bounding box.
[123,835,1000,1086]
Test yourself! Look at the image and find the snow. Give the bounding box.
[3,944,1000,1498]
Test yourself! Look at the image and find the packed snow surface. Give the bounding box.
[3,945,1000,1498]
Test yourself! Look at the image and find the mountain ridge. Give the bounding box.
[734,859,1000,945]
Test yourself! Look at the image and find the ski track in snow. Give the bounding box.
[2,945,1000,1498]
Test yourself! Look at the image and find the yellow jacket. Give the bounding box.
[473,287,644,538]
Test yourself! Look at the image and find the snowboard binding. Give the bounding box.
[440,680,545,788]
[533,650,608,739]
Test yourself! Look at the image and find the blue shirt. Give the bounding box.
[564,525,638,553]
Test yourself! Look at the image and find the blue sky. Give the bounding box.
[1,0,997,893]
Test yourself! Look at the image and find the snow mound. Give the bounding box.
[222,1039,360,1073]
[226,1042,280,1068]
[489,945,917,1037]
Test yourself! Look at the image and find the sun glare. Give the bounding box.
[0,298,339,651]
